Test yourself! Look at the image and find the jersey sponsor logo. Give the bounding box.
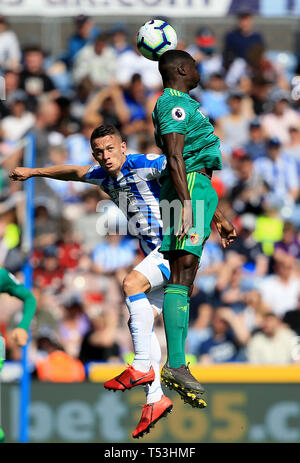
[171,107,186,121]
[146,153,160,160]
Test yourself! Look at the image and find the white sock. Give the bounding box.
[126,293,154,373]
[144,330,163,404]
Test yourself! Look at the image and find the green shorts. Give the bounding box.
[159,172,219,260]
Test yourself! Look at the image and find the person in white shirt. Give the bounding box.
[1,90,35,142]
[247,312,297,364]
[73,33,117,88]
[0,16,21,71]
[261,90,300,145]
[258,254,300,318]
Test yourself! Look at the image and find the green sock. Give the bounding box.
[182,297,190,355]
[0,428,5,443]
[163,284,189,368]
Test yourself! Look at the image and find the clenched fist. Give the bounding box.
[9,167,33,181]
[11,328,28,346]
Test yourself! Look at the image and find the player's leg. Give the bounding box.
[104,270,155,390]
[133,287,173,439]
[161,251,207,408]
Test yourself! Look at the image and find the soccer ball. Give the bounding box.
[136,19,178,61]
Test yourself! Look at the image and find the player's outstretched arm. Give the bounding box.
[9,165,91,183]
[162,132,193,241]
[213,207,237,249]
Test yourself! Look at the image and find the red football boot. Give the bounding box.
[132,395,173,439]
[104,365,155,391]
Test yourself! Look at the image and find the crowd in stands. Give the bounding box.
[0,10,300,380]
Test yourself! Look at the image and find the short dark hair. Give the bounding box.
[158,50,194,80]
[90,124,122,149]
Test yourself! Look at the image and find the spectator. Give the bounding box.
[59,296,91,358]
[225,213,269,278]
[1,90,35,142]
[111,24,133,56]
[73,33,117,88]
[79,306,120,363]
[84,85,129,131]
[285,126,300,175]
[35,328,86,382]
[243,119,267,160]
[230,155,267,215]
[200,73,229,120]
[274,221,300,260]
[186,303,213,357]
[186,27,223,83]
[67,113,102,166]
[92,233,136,277]
[254,137,299,205]
[258,254,300,318]
[0,15,21,71]
[0,70,21,118]
[19,46,58,109]
[223,9,264,69]
[65,15,100,67]
[116,39,162,90]
[199,307,249,363]
[261,90,300,145]
[247,313,297,364]
[218,91,251,149]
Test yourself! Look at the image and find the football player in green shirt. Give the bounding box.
[152,49,236,407]
[0,267,37,442]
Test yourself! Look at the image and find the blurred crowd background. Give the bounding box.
[1,10,300,381]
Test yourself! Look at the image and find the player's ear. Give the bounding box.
[121,140,127,153]
[177,64,187,76]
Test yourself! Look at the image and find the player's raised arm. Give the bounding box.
[162,132,193,241]
[9,164,91,182]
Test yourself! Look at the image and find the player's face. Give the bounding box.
[92,134,126,176]
[187,58,200,89]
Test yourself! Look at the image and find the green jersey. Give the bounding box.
[0,267,36,331]
[152,88,222,173]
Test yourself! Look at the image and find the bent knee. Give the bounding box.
[123,271,150,296]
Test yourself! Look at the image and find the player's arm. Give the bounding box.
[9,165,91,182]
[4,272,37,346]
[162,132,193,241]
[213,206,237,249]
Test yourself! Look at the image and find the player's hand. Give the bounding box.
[11,328,28,347]
[178,202,193,241]
[215,217,237,249]
[9,167,32,181]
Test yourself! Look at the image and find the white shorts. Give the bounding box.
[133,247,170,315]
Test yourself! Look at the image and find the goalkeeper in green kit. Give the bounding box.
[153,50,236,407]
[0,267,37,442]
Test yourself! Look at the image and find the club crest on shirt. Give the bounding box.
[171,107,186,121]
[190,233,199,245]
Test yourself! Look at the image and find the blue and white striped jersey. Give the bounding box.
[84,153,167,256]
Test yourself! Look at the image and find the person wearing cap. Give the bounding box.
[243,119,267,160]
[261,90,300,145]
[223,8,264,69]
[65,15,100,67]
[254,137,299,205]
[0,89,35,142]
[0,15,21,71]
[186,28,223,83]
